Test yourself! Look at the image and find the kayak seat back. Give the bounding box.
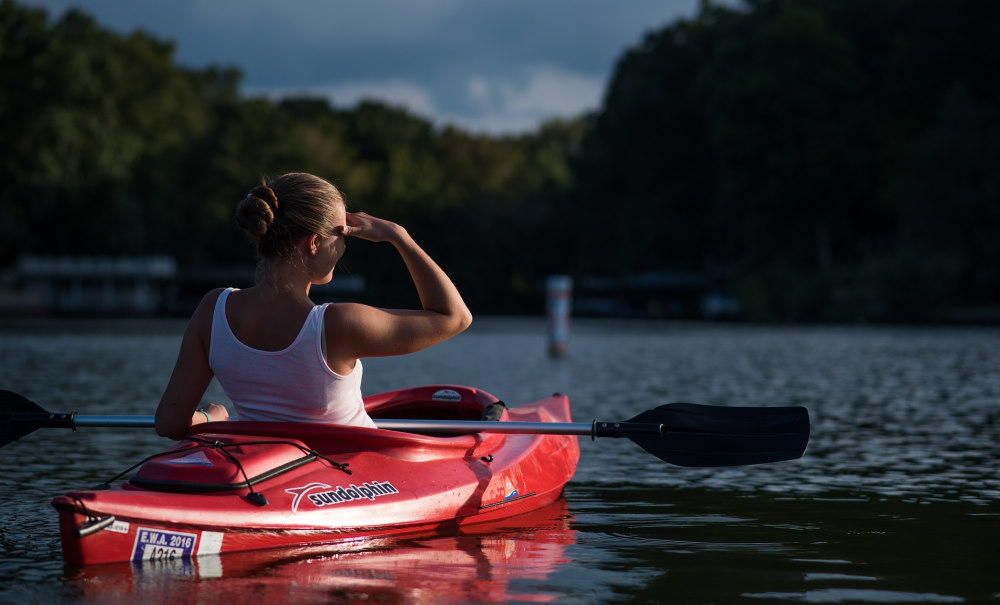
[364,384,508,422]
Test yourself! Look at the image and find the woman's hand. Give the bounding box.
[340,212,404,243]
[198,403,230,423]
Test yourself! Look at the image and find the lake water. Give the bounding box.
[1,317,998,604]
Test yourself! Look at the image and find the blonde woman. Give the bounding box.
[155,173,471,439]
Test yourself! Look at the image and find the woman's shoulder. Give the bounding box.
[190,288,230,327]
[320,301,374,345]
[178,288,231,354]
[196,288,230,312]
[320,301,370,330]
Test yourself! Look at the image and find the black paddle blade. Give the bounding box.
[626,402,810,467]
[0,390,78,447]
[0,390,46,447]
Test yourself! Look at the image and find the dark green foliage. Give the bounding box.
[1,0,998,320]
[577,0,1000,321]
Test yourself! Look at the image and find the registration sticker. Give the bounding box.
[132,528,198,561]
[108,519,130,534]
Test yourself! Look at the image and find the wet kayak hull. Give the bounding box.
[51,385,580,565]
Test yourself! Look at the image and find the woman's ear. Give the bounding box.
[304,233,320,256]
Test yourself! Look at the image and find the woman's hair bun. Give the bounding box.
[235,185,279,242]
[235,173,343,261]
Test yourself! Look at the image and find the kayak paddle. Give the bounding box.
[0,389,808,467]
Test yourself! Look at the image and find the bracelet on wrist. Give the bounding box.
[198,409,211,423]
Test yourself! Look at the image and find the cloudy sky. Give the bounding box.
[24,0,710,134]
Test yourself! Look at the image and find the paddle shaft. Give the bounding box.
[15,412,662,438]
[2,390,809,466]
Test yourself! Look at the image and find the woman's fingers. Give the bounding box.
[205,402,229,421]
[343,212,397,242]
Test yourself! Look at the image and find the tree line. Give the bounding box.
[574,0,1000,321]
[2,0,998,321]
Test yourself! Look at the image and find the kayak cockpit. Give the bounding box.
[128,385,512,495]
[173,384,510,464]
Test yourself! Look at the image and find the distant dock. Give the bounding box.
[0,256,364,317]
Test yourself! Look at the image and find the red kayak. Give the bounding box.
[51,385,580,565]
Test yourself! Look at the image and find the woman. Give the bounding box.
[155,172,472,439]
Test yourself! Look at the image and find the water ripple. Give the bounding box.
[3,319,999,603]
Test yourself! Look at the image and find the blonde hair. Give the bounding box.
[234,173,345,260]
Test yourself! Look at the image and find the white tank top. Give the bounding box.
[208,288,377,427]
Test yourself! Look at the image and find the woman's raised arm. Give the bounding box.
[326,212,472,362]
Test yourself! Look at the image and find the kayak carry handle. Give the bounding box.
[74,514,115,539]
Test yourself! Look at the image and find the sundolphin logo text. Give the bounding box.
[310,481,399,507]
[285,481,398,512]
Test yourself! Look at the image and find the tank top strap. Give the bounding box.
[209,288,236,363]
[313,303,331,360]
[213,288,234,321]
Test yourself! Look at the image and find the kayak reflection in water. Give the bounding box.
[155,172,472,439]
